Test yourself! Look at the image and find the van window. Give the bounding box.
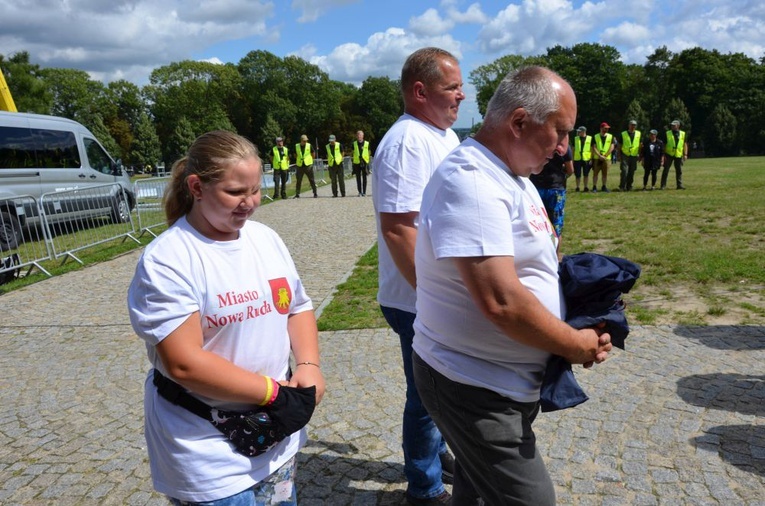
[0,126,81,169]
[84,137,114,175]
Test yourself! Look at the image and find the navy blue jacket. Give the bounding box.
[540,253,641,412]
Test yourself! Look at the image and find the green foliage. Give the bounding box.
[624,99,650,132]
[703,104,738,156]
[664,98,691,135]
[0,51,51,113]
[132,112,162,168]
[165,117,196,167]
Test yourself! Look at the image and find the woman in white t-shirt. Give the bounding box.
[128,130,325,505]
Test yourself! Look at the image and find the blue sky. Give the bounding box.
[2,0,763,128]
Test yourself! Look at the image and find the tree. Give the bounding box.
[165,117,196,168]
[469,54,531,116]
[41,67,107,122]
[623,99,650,134]
[663,98,692,137]
[543,43,626,131]
[144,60,242,161]
[355,76,401,146]
[703,104,738,156]
[0,51,51,113]
[132,112,162,169]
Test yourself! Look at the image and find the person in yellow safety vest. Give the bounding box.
[326,134,345,197]
[271,137,289,199]
[660,119,688,190]
[618,120,642,191]
[572,126,592,192]
[352,130,371,197]
[591,122,614,192]
[294,134,318,198]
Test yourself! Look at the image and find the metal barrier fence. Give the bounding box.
[0,194,53,280]
[39,183,139,265]
[133,177,170,238]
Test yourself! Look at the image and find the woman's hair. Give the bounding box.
[484,66,562,127]
[400,47,458,95]
[164,130,260,226]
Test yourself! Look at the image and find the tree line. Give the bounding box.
[2,43,763,169]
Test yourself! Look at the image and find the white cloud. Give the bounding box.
[309,27,463,84]
[290,0,357,23]
[0,0,276,83]
[409,8,455,37]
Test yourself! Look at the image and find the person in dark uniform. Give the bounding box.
[640,129,664,190]
[530,145,574,244]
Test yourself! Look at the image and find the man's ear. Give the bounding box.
[413,82,426,100]
[507,107,527,139]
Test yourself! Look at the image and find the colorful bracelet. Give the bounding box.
[296,361,320,369]
[260,376,274,406]
[268,379,280,405]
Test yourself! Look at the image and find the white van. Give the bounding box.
[0,111,135,250]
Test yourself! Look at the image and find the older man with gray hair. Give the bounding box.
[412,66,613,504]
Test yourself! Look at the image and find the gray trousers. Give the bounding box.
[413,352,555,506]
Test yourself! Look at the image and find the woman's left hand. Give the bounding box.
[289,363,326,405]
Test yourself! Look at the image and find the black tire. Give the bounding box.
[0,211,22,252]
[110,196,130,224]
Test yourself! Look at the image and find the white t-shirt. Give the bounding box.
[372,113,460,313]
[413,138,563,403]
[128,216,313,502]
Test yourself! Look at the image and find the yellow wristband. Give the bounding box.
[260,376,273,406]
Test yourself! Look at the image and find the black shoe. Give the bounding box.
[677,185,686,190]
[281,194,287,199]
[313,193,318,198]
[601,186,610,193]
[405,491,452,505]
[293,194,300,199]
[440,452,454,485]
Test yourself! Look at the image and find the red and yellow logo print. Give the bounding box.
[268,277,292,315]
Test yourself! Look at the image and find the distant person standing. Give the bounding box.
[326,134,345,198]
[591,122,614,193]
[661,119,688,190]
[619,120,642,191]
[352,130,371,196]
[572,126,592,192]
[373,46,465,506]
[294,134,318,198]
[530,145,574,241]
[271,136,289,199]
[641,129,664,190]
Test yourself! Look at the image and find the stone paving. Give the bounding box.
[1,179,764,505]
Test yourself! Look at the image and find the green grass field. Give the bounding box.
[318,156,765,329]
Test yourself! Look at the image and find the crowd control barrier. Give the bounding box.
[133,177,170,238]
[39,183,139,265]
[0,194,53,280]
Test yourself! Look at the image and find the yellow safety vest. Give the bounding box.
[353,140,370,164]
[272,146,289,170]
[326,143,343,166]
[594,133,613,155]
[574,136,592,161]
[296,143,313,167]
[621,130,641,156]
[664,130,686,158]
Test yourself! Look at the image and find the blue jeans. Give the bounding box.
[380,306,447,499]
[169,457,297,506]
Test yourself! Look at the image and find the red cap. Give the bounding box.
[600,122,610,129]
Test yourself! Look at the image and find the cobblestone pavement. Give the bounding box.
[1,180,764,505]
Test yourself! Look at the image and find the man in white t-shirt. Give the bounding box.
[372,47,464,506]
[412,66,614,505]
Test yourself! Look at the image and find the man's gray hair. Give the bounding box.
[484,66,562,126]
